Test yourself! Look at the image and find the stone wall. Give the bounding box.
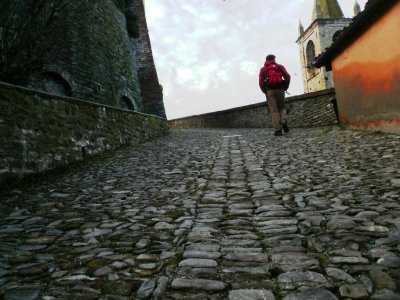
[169,89,337,129]
[131,0,167,118]
[0,82,169,187]
[35,0,142,110]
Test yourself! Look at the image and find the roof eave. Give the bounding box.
[315,0,398,69]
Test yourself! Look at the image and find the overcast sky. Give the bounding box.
[145,0,368,119]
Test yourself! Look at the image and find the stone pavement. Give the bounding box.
[0,127,399,300]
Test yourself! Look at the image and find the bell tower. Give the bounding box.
[296,0,352,93]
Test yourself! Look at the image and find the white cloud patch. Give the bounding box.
[176,61,222,91]
[148,2,241,92]
[160,82,172,98]
[145,0,166,20]
[216,70,230,82]
[181,3,218,23]
[176,68,195,86]
[240,61,258,76]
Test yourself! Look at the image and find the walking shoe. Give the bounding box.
[274,129,283,136]
[282,123,289,133]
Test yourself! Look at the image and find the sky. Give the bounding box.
[145,0,368,120]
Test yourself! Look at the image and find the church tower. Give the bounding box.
[296,0,352,93]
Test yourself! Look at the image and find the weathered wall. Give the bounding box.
[331,2,400,134]
[0,0,167,118]
[169,89,337,129]
[131,0,167,118]
[0,82,169,187]
[35,0,142,110]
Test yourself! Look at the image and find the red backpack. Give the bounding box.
[265,63,283,89]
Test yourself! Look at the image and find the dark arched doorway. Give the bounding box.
[43,72,72,96]
[120,96,136,111]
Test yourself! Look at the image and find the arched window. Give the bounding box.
[306,40,316,67]
[120,96,135,111]
[332,30,342,42]
[43,72,72,96]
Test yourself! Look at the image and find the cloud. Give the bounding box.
[240,61,258,76]
[176,61,228,91]
[149,2,240,92]
[160,82,172,98]
[145,0,166,19]
[181,3,218,23]
[216,70,230,82]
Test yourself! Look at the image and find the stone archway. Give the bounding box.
[120,96,136,111]
[43,72,72,97]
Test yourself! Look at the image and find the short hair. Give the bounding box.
[266,54,276,60]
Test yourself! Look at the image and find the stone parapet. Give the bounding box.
[169,89,337,129]
[0,82,169,187]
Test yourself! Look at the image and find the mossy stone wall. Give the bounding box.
[0,82,169,187]
[56,0,141,108]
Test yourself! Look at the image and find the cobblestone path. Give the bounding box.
[1,128,400,300]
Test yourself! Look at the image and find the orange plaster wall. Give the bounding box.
[331,3,400,134]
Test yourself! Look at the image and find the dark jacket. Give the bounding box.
[259,59,291,93]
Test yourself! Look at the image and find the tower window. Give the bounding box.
[306,40,316,67]
[332,30,342,42]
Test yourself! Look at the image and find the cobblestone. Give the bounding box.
[0,127,399,299]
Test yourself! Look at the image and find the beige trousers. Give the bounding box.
[266,90,287,130]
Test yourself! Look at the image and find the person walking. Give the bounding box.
[259,54,291,136]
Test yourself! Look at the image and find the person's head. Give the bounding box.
[266,54,276,61]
